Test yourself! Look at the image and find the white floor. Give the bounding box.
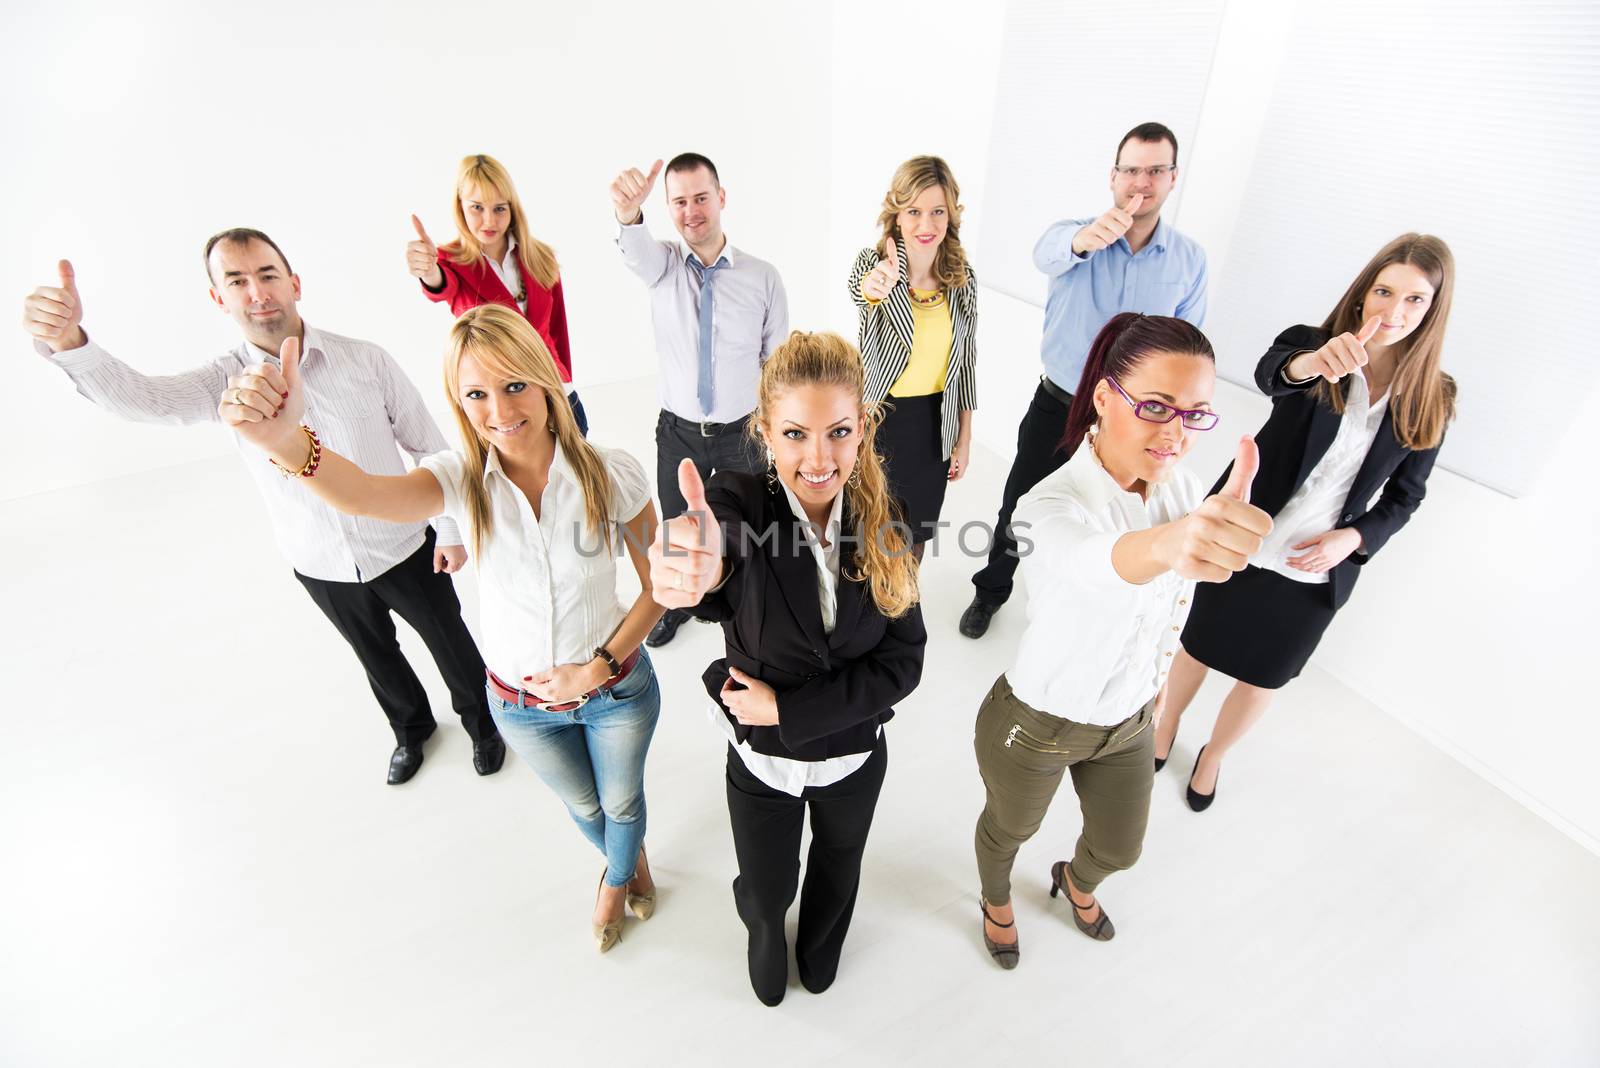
[3,376,1597,1068]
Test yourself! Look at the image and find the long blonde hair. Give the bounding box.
[875,155,969,292]
[442,305,611,557]
[1317,233,1457,450]
[446,154,560,290]
[750,331,920,619]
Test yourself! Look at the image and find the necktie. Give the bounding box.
[690,257,725,416]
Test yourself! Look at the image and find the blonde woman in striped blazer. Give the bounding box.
[848,156,978,554]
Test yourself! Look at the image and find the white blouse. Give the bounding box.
[420,439,651,683]
[485,237,527,314]
[1008,439,1204,727]
[713,483,880,797]
[1256,372,1389,585]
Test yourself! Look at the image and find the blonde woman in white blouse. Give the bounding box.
[222,304,664,954]
[972,312,1271,970]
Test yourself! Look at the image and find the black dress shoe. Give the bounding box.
[1185,745,1218,812]
[959,595,1001,639]
[473,735,506,776]
[646,608,687,648]
[387,744,425,785]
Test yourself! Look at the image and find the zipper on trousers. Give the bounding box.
[1005,723,1070,755]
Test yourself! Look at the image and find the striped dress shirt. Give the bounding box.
[847,243,979,460]
[616,218,789,424]
[39,324,462,582]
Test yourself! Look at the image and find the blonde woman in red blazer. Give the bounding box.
[407,153,587,434]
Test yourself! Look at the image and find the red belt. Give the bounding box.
[486,649,642,712]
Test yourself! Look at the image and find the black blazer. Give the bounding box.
[684,471,927,762]
[1215,324,1446,611]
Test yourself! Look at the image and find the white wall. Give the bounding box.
[0,0,832,502]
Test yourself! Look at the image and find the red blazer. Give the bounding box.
[421,246,573,383]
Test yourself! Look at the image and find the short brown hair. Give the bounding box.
[202,228,293,284]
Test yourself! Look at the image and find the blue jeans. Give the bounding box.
[486,651,660,887]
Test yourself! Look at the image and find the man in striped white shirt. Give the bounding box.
[20,228,505,785]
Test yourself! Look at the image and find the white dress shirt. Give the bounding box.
[1008,439,1204,727]
[712,483,878,796]
[420,439,651,683]
[483,237,527,314]
[39,325,462,582]
[615,218,789,423]
[1256,373,1389,585]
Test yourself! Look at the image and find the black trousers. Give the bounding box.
[725,735,888,1005]
[970,379,1074,606]
[294,528,496,747]
[655,409,762,518]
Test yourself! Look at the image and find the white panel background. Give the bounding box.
[976,0,1225,304]
[1204,0,1600,496]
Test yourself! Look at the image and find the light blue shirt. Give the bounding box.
[1033,215,1208,394]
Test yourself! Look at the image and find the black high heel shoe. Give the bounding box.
[1049,861,1114,941]
[1154,747,1169,773]
[1186,744,1218,812]
[979,898,1020,970]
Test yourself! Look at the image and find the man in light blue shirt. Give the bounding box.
[962,122,1208,639]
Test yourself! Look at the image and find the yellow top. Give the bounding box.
[890,288,953,397]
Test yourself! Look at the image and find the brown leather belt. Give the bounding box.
[486,649,642,712]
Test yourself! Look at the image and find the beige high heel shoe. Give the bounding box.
[593,873,624,953]
[626,844,656,921]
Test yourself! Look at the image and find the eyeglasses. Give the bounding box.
[1113,164,1176,179]
[1105,377,1219,430]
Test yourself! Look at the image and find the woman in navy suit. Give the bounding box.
[648,330,925,1006]
[1154,234,1458,809]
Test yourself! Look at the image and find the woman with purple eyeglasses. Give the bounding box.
[1155,234,1457,812]
[971,313,1271,969]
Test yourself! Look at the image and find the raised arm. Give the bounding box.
[222,336,445,524]
[611,160,674,286]
[23,259,229,425]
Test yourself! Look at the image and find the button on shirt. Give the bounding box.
[1007,439,1203,726]
[39,326,462,582]
[1256,373,1390,585]
[1032,216,1208,393]
[420,440,651,682]
[616,219,789,423]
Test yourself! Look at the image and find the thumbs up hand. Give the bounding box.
[859,236,901,303]
[1286,315,1381,384]
[611,159,663,225]
[406,215,444,289]
[1157,436,1273,582]
[649,458,726,608]
[222,335,309,463]
[22,259,86,352]
[1071,194,1144,256]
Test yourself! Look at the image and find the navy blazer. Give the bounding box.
[1215,324,1446,610]
[684,471,927,762]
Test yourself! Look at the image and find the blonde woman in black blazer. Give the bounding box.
[848,156,978,552]
[649,331,924,1006]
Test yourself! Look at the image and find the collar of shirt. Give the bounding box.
[777,478,843,567]
[1067,432,1186,517]
[482,434,572,495]
[685,239,735,271]
[243,323,328,368]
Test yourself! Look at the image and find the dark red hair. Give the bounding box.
[1059,313,1215,458]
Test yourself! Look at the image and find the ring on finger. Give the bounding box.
[673,570,685,591]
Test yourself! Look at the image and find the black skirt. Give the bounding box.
[875,392,947,544]
[1180,565,1338,690]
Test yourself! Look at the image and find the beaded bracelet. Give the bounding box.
[269,425,323,478]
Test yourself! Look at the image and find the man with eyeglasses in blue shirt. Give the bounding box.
[961,121,1209,639]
